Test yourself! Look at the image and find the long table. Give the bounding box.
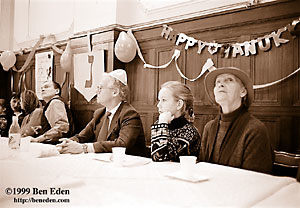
[0,142,299,207]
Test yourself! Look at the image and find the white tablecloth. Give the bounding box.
[0,143,299,207]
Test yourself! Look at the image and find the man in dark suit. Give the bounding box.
[57,69,146,157]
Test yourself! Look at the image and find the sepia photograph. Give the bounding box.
[0,0,300,207]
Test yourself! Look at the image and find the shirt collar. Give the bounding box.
[107,102,122,116]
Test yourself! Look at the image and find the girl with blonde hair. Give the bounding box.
[151,81,201,162]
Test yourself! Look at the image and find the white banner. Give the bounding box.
[73,50,105,102]
[35,51,53,100]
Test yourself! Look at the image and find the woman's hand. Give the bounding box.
[158,111,174,124]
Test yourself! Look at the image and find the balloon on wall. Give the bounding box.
[0,50,16,71]
[114,31,136,63]
[60,41,73,72]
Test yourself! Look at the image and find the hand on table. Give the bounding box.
[30,135,51,143]
[56,138,84,154]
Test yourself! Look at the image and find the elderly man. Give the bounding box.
[58,69,146,157]
[198,67,273,174]
[31,81,74,144]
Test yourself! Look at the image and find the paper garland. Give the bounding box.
[128,25,300,88]
[4,16,300,92]
[253,67,300,90]
[161,17,300,58]
[127,30,215,81]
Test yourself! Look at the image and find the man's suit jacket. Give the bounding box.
[71,102,146,157]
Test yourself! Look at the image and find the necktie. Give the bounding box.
[97,111,111,142]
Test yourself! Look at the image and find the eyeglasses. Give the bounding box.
[96,86,114,94]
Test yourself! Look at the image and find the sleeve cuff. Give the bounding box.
[87,143,95,153]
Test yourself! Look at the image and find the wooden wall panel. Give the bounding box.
[157,48,182,86]
[128,49,157,106]
[185,45,212,105]
[293,38,300,106]
[6,0,300,154]
[128,0,300,154]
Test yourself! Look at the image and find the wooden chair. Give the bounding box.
[297,163,300,182]
[273,150,300,181]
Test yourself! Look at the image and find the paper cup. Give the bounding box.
[179,156,197,178]
[112,147,126,165]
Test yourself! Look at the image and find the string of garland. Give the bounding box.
[127,17,300,87]
[160,17,300,58]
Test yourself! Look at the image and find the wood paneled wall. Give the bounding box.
[9,28,125,134]
[6,0,300,153]
[127,0,300,152]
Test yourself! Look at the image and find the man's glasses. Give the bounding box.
[96,86,114,93]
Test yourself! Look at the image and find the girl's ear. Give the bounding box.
[177,99,184,111]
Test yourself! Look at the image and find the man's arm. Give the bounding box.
[70,119,96,143]
[37,99,69,143]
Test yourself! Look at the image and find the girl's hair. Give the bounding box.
[21,90,40,114]
[161,81,195,122]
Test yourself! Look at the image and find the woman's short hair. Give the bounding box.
[161,81,195,122]
[21,90,40,114]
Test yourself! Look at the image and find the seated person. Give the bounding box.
[57,69,147,157]
[0,99,10,137]
[151,81,201,162]
[30,81,74,144]
[198,67,273,174]
[20,90,44,137]
[10,92,25,126]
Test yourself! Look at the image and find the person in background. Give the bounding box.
[198,67,273,174]
[10,92,25,126]
[57,69,146,157]
[151,81,201,162]
[0,99,10,137]
[20,90,44,137]
[30,81,74,144]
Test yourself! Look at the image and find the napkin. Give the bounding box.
[165,171,209,183]
[29,143,59,158]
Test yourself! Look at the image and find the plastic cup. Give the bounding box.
[179,156,197,178]
[112,147,126,165]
